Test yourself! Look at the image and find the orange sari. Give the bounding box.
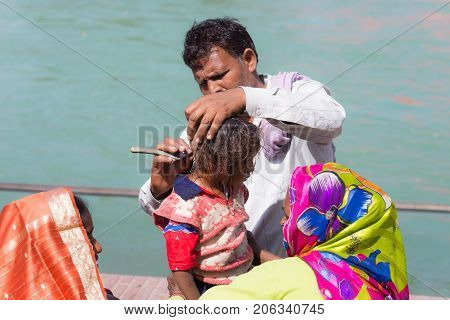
[0,188,106,300]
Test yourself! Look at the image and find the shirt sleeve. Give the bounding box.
[139,179,163,216]
[163,221,199,271]
[138,128,191,216]
[241,79,346,144]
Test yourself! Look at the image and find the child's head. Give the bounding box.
[193,117,260,190]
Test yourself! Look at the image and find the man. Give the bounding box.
[139,18,345,255]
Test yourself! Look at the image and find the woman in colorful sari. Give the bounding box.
[200,163,409,300]
[0,188,107,300]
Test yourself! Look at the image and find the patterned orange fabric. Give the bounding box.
[0,188,106,300]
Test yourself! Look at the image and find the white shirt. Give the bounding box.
[139,74,345,256]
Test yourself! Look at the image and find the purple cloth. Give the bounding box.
[260,72,307,160]
[270,71,308,90]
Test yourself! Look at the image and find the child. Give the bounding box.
[153,117,261,299]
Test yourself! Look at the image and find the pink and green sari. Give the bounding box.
[283,163,409,300]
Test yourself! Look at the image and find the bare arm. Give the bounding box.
[259,250,282,264]
[247,231,281,265]
[172,271,201,300]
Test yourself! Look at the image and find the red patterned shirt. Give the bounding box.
[154,175,253,285]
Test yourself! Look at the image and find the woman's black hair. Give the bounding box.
[74,195,91,230]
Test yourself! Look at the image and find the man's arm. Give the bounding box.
[138,129,191,216]
[242,79,346,144]
[138,179,164,216]
[185,79,345,147]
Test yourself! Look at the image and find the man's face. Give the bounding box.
[192,46,253,95]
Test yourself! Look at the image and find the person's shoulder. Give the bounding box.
[155,176,211,223]
[271,71,309,77]
[269,71,317,89]
[153,177,198,213]
[154,191,202,228]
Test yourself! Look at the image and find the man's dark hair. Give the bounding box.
[183,17,258,69]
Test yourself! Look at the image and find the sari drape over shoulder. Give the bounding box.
[0,188,106,300]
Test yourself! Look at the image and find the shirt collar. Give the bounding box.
[173,175,203,201]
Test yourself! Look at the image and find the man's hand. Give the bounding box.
[150,138,193,199]
[185,87,246,150]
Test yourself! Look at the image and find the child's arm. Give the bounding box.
[163,221,200,298]
[172,271,201,300]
